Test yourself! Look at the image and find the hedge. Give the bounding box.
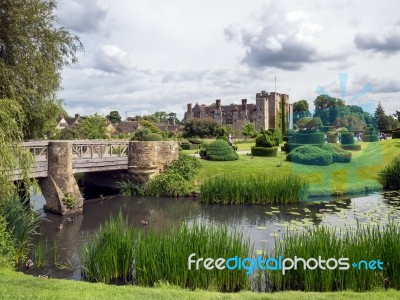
[341,144,361,151]
[187,138,203,144]
[181,144,200,150]
[294,131,325,144]
[393,129,400,139]
[255,134,275,148]
[251,146,278,157]
[362,134,379,142]
[286,145,333,166]
[321,143,351,163]
[340,132,354,145]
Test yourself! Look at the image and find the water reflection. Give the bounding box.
[25,192,400,280]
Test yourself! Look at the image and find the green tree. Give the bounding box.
[393,111,400,122]
[374,102,391,131]
[152,111,167,123]
[0,100,33,200]
[106,111,121,123]
[314,94,345,126]
[293,100,311,124]
[183,119,219,138]
[242,123,257,140]
[0,0,82,138]
[81,114,108,139]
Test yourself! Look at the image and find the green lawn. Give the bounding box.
[194,139,400,197]
[1,269,399,300]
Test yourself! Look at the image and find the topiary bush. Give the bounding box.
[340,131,354,145]
[321,143,352,163]
[181,144,200,150]
[393,128,400,139]
[286,145,333,166]
[251,146,278,157]
[294,131,325,144]
[216,135,228,142]
[202,140,239,161]
[255,134,274,148]
[187,137,203,144]
[143,133,163,141]
[327,131,338,143]
[362,127,379,142]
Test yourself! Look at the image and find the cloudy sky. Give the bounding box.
[56,0,400,120]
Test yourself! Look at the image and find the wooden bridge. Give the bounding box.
[16,140,179,215]
[18,141,130,179]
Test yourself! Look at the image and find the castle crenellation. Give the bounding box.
[184,90,293,134]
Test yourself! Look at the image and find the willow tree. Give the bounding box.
[0,100,33,200]
[0,0,82,139]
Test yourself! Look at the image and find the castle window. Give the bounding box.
[226,119,233,124]
[194,112,200,118]
[249,119,253,123]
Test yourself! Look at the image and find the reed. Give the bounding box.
[80,212,135,284]
[0,194,41,264]
[116,179,144,196]
[79,214,250,291]
[33,238,48,268]
[135,222,250,292]
[379,155,400,189]
[265,223,400,292]
[200,175,309,204]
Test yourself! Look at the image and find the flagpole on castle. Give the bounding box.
[274,75,276,93]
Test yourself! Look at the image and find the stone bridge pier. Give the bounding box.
[39,142,83,215]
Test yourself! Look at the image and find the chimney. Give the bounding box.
[187,103,192,112]
[216,99,221,109]
[241,99,247,111]
[75,113,80,119]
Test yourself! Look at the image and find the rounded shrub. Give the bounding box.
[203,140,239,161]
[180,138,190,145]
[321,143,352,163]
[340,132,354,145]
[286,145,333,166]
[216,135,228,142]
[294,131,325,144]
[143,133,163,141]
[251,146,278,157]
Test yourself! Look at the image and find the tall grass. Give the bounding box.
[80,213,135,284]
[135,222,250,292]
[265,223,400,292]
[200,175,309,204]
[379,155,400,189]
[116,179,144,196]
[33,238,48,268]
[0,194,41,264]
[80,214,250,291]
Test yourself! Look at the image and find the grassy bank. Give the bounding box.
[1,269,400,300]
[194,139,400,197]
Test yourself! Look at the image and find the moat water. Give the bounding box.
[25,192,400,280]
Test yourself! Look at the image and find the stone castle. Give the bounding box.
[183,91,293,134]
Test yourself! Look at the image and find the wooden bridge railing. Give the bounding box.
[16,140,131,179]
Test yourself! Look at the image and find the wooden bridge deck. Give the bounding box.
[14,141,130,180]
